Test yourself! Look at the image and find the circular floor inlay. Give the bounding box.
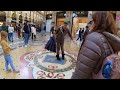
[34,52,76,73]
[21,50,77,79]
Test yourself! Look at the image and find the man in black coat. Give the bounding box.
[23,21,31,47]
[83,26,90,40]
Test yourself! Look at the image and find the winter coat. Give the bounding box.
[71,31,120,79]
[56,26,73,43]
[23,24,31,34]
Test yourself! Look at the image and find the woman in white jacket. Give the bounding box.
[31,24,36,40]
[8,24,14,42]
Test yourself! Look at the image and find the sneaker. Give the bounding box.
[13,70,20,73]
[25,45,28,47]
[6,69,11,73]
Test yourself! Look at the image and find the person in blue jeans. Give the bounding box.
[23,21,31,47]
[8,24,14,42]
[0,31,19,73]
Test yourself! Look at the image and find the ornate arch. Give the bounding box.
[19,15,23,23]
[12,13,16,20]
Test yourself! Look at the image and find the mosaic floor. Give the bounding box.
[0,32,80,79]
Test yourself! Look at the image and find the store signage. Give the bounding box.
[46,14,52,20]
[56,11,66,18]
[73,11,88,17]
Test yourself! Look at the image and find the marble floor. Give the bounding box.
[0,32,80,79]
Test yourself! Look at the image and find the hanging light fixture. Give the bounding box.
[72,13,77,17]
[64,13,67,17]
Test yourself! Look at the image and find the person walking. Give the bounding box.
[8,24,14,42]
[17,24,22,39]
[76,28,83,42]
[31,24,36,40]
[83,26,90,40]
[23,21,31,47]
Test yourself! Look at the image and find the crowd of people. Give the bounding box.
[0,21,46,45]
[0,11,120,79]
[76,26,90,42]
[0,21,47,73]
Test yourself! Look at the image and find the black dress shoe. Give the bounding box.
[62,54,65,60]
[56,55,60,60]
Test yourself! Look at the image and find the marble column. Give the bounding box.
[16,11,20,24]
[52,11,57,27]
[6,11,11,25]
[43,11,47,24]
[88,11,93,23]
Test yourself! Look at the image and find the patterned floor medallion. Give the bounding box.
[21,50,77,79]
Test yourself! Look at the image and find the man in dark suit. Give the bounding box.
[23,21,31,47]
[83,26,90,40]
[76,28,83,41]
[56,21,73,60]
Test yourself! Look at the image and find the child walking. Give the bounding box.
[0,31,19,73]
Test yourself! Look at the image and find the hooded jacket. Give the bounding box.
[71,31,120,79]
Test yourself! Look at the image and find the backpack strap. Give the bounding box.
[93,32,114,74]
[101,33,114,54]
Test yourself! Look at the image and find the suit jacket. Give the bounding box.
[56,26,73,43]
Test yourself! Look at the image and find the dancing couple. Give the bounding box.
[45,21,73,60]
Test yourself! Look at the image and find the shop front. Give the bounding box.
[72,11,88,38]
[56,11,66,28]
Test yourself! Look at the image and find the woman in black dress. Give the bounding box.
[45,26,56,52]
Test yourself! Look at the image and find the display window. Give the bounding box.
[56,18,65,28]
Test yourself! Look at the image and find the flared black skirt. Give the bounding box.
[45,36,56,52]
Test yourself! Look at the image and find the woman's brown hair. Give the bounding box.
[92,11,117,35]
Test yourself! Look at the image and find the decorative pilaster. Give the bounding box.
[65,11,73,32]
[52,11,57,26]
